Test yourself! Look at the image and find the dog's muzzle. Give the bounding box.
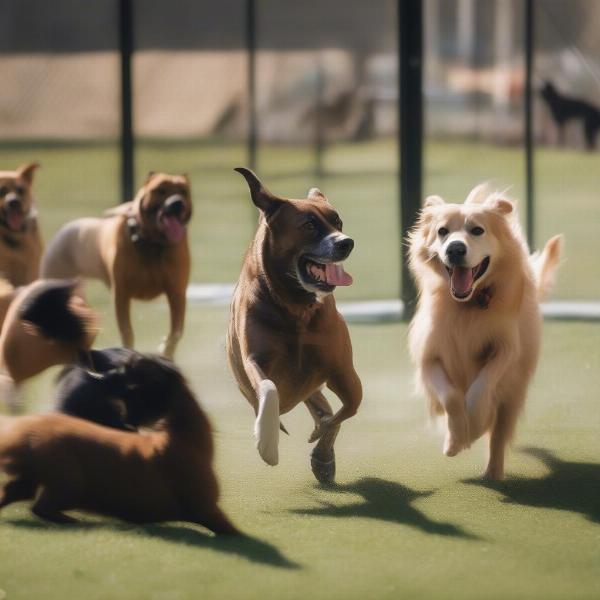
[446,240,467,266]
[163,195,186,217]
[332,237,354,261]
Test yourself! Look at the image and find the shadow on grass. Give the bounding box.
[290,477,478,540]
[464,447,600,524]
[6,518,299,569]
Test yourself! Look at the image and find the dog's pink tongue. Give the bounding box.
[451,266,473,296]
[7,210,23,231]
[161,215,185,244]
[325,263,353,286]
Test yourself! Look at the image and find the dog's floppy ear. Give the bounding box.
[16,162,40,185]
[235,167,284,215]
[307,187,328,203]
[485,197,514,216]
[424,195,444,208]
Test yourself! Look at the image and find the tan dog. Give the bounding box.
[0,355,238,534]
[0,163,43,286]
[41,172,191,358]
[408,185,562,479]
[227,168,362,484]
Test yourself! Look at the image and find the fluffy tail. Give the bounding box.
[530,234,563,300]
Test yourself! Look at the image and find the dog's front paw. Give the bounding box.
[443,413,470,457]
[256,435,279,466]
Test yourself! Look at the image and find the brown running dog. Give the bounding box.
[227,168,362,484]
[0,354,239,534]
[0,163,43,286]
[40,172,192,358]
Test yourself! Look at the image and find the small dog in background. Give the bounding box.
[0,163,43,286]
[56,347,173,431]
[41,172,192,358]
[0,354,239,534]
[408,185,562,479]
[540,81,600,150]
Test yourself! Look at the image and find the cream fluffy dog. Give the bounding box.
[408,185,562,479]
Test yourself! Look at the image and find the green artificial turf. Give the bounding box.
[0,301,599,600]
[0,138,598,599]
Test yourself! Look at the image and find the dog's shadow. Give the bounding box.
[290,477,478,539]
[464,446,600,524]
[6,518,299,569]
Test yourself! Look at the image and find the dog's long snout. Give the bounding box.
[446,241,467,265]
[334,237,354,260]
[5,194,21,210]
[163,195,185,216]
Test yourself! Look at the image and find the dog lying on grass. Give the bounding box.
[55,347,172,431]
[408,185,562,479]
[0,354,239,534]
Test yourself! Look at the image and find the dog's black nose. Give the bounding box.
[163,195,185,216]
[5,195,21,210]
[446,241,467,265]
[334,237,354,260]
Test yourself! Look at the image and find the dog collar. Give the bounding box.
[126,215,167,254]
[474,286,492,309]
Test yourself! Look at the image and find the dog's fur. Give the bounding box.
[0,354,238,534]
[540,81,600,150]
[408,185,562,479]
[56,347,172,431]
[40,172,192,358]
[0,163,43,286]
[0,279,98,388]
[226,168,362,484]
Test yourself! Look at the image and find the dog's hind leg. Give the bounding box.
[244,357,280,466]
[422,362,469,457]
[114,287,134,349]
[0,477,37,511]
[485,389,524,480]
[159,285,186,359]
[305,391,339,485]
[31,488,78,524]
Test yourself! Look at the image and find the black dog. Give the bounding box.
[55,348,174,431]
[540,81,600,150]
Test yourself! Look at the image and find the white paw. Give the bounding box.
[254,380,280,466]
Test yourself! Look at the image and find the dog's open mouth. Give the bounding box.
[298,256,353,292]
[445,257,490,300]
[158,214,186,244]
[3,207,24,232]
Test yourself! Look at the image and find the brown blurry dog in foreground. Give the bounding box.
[408,185,562,479]
[0,163,43,286]
[0,354,239,534]
[227,168,361,484]
[41,172,192,358]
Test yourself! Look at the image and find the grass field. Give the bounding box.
[0,138,599,599]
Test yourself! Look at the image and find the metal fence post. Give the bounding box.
[119,0,134,202]
[525,0,535,248]
[246,0,258,171]
[398,0,423,320]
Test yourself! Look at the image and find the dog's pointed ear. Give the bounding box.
[307,187,328,202]
[485,197,514,215]
[424,195,444,208]
[16,162,40,185]
[235,167,284,215]
[144,171,157,184]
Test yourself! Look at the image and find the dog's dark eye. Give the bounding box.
[333,217,343,231]
[471,226,485,236]
[303,218,317,231]
[15,186,25,195]
[156,187,167,196]
[0,187,7,197]
[438,227,449,237]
